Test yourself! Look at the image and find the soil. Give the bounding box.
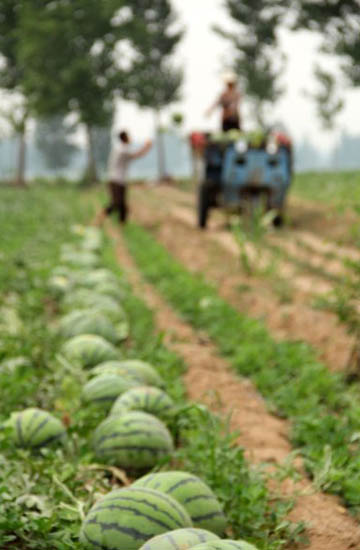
[130,186,355,373]
[107,223,360,550]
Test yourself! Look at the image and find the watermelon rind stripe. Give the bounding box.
[167,477,199,493]
[32,431,65,449]
[97,490,189,524]
[96,444,171,455]
[87,517,150,541]
[192,511,225,522]
[184,494,217,504]
[27,416,51,442]
[96,429,170,446]
[16,414,25,446]
[90,503,177,531]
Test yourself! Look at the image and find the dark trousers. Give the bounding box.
[222,116,241,132]
[105,182,128,223]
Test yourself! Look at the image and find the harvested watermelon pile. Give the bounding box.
[0,187,301,550]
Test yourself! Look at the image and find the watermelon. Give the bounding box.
[80,487,192,550]
[93,411,174,468]
[61,250,99,268]
[6,408,66,449]
[58,310,119,344]
[140,528,220,550]
[62,334,120,368]
[110,386,175,420]
[191,542,258,550]
[92,360,165,389]
[133,471,226,535]
[82,374,139,409]
[80,268,120,288]
[62,289,125,318]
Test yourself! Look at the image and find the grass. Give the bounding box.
[0,184,303,550]
[293,171,360,213]
[123,222,360,516]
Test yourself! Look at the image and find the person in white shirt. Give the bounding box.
[98,131,152,224]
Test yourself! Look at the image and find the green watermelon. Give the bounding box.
[93,411,174,468]
[79,267,120,286]
[6,408,66,449]
[61,250,99,268]
[110,386,175,420]
[133,471,226,535]
[82,374,139,409]
[93,360,165,389]
[58,310,119,344]
[140,528,220,550]
[62,334,120,368]
[191,542,258,550]
[62,289,126,318]
[80,487,192,550]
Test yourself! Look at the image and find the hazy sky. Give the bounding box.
[118,0,360,151]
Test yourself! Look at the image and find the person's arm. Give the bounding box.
[128,140,153,160]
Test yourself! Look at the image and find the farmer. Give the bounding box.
[97,131,152,225]
[206,71,242,132]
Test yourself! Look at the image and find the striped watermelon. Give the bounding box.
[110,386,175,420]
[62,289,124,317]
[82,374,139,409]
[140,528,220,550]
[62,334,120,368]
[133,471,226,535]
[61,250,99,268]
[80,268,119,288]
[7,408,66,449]
[80,487,193,550]
[91,360,165,389]
[93,411,174,468]
[191,542,258,550]
[58,310,119,344]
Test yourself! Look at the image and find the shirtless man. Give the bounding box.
[206,72,242,132]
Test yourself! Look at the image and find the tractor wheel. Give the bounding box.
[198,183,210,229]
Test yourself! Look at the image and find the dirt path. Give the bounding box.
[131,188,354,372]
[152,184,359,283]
[108,223,360,550]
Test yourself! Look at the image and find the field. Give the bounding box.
[1,172,360,550]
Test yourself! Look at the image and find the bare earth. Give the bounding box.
[107,223,360,550]
[130,186,355,373]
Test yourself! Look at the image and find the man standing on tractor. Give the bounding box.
[206,71,242,132]
[96,131,152,225]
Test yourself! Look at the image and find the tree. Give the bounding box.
[304,66,344,131]
[215,1,286,127]
[121,0,183,180]
[0,1,29,185]
[18,0,126,183]
[35,116,78,173]
[294,1,360,122]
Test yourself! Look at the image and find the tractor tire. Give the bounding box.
[198,183,210,229]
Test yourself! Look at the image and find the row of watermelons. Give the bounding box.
[4,225,257,550]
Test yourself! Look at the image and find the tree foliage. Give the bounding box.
[215,0,286,126]
[294,0,360,125]
[306,66,344,131]
[121,0,183,110]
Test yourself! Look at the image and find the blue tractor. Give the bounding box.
[197,132,293,228]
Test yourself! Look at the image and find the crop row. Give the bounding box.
[123,222,360,516]
[0,187,301,550]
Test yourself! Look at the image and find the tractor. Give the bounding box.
[194,130,293,229]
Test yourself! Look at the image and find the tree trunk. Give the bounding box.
[15,129,27,187]
[154,110,166,182]
[85,124,98,184]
